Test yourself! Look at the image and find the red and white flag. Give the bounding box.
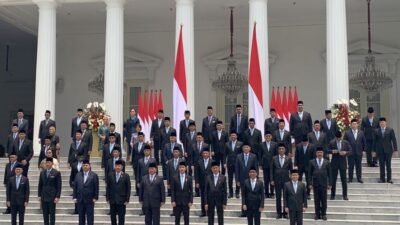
[158,89,164,112]
[153,90,158,118]
[293,86,298,111]
[137,89,144,128]
[270,86,276,109]
[173,26,188,140]
[248,23,264,130]
[143,90,150,141]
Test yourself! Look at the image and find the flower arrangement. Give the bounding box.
[84,102,108,132]
[331,99,360,133]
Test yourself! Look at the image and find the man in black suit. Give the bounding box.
[12,130,33,177]
[12,109,29,136]
[68,130,88,166]
[71,108,85,139]
[39,136,52,168]
[6,124,19,156]
[236,144,259,203]
[171,161,193,225]
[202,106,219,144]
[284,169,307,225]
[205,161,227,225]
[328,131,352,200]
[230,104,249,142]
[183,122,197,174]
[242,167,264,225]
[139,163,166,225]
[6,164,29,225]
[271,143,293,219]
[73,159,99,225]
[295,135,315,199]
[106,160,131,225]
[192,132,208,196]
[320,110,339,143]
[160,117,176,149]
[150,109,165,165]
[106,148,125,182]
[102,134,121,177]
[344,119,367,183]
[39,110,56,145]
[224,131,243,198]
[48,126,60,156]
[3,153,21,214]
[308,147,331,221]
[289,101,313,144]
[80,121,93,156]
[69,154,85,215]
[136,145,157,200]
[163,132,183,179]
[105,123,122,145]
[308,120,328,154]
[264,108,279,135]
[243,118,263,160]
[194,147,212,217]
[260,131,277,198]
[179,110,194,144]
[361,107,380,167]
[211,121,228,173]
[132,132,145,182]
[273,119,292,155]
[38,157,62,225]
[166,147,186,197]
[375,117,398,183]
[125,108,140,161]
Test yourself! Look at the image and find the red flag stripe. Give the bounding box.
[248,23,263,106]
[158,89,164,111]
[174,26,188,103]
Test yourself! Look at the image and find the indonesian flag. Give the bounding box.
[137,89,144,128]
[143,90,150,141]
[173,26,188,141]
[248,23,264,130]
[158,89,164,112]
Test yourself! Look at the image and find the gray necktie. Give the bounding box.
[293,182,297,193]
[174,159,178,170]
[84,172,88,183]
[318,159,322,168]
[214,175,218,187]
[16,176,20,189]
[280,157,284,167]
[46,170,51,178]
[19,140,23,150]
[244,154,248,167]
[116,173,120,182]
[181,175,185,189]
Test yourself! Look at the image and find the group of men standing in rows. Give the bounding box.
[3,100,398,225]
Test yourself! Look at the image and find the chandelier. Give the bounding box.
[350,0,392,92]
[212,7,247,96]
[88,71,104,97]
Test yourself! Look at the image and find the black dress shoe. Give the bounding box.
[240,214,246,217]
[139,212,145,216]
[170,213,174,216]
[199,213,206,217]
[330,196,335,200]
[236,194,240,199]
[2,210,10,214]
[282,214,288,219]
[107,212,111,215]
[72,211,78,215]
[322,216,328,220]
[378,180,385,183]
[276,215,282,219]
[307,195,311,200]
[343,196,349,200]
[357,179,364,183]
[195,193,200,197]
[314,216,320,220]
[348,179,353,183]
[387,180,394,184]
[228,194,233,198]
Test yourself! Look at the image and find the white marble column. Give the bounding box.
[33,0,57,155]
[326,0,349,107]
[104,0,125,149]
[175,0,194,118]
[249,0,269,126]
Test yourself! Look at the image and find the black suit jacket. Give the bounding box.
[71,117,85,138]
[308,131,328,152]
[211,130,229,155]
[12,119,29,135]
[102,143,122,168]
[273,129,291,154]
[132,142,145,167]
[375,127,398,154]
[289,111,313,139]
[6,133,18,155]
[243,128,262,159]
[344,130,367,156]
[202,116,219,144]
[264,117,279,134]
[283,181,307,211]
[194,158,213,187]
[3,162,21,185]
[163,142,183,162]
[204,174,227,206]
[320,118,339,142]
[68,141,88,164]
[235,153,259,184]
[38,169,62,202]
[73,171,99,203]
[241,178,265,210]
[327,139,352,169]
[229,114,249,136]
[106,172,131,204]
[171,174,193,206]
[184,132,197,162]
[192,142,209,166]
[260,141,278,169]
[139,174,166,207]
[308,158,331,188]
[150,119,165,142]
[361,116,379,141]
[105,132,121,146]
[39,119,56,140]
[166,157,186,184]
[271,155,293,186]
[81,129,93,152]
[224,141,243,167]
[7,175,30,206]
[136,157,156,184]
[295,143,316,172]
[106,158,126,178]
[160,127,176,149]
[179,119,194,143]
[13,139,33,163]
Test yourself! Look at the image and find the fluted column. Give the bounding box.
[249,0,269,129]
[327,0,349,107]
[175,0,194,117]
[33,0,57,155]
[104,0,125,149]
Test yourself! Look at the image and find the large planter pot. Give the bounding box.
[91,132,100,157]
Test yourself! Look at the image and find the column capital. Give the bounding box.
[104,0,125,8]
[33,0,58,8]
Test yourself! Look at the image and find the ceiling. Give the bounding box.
[0,0,400,36]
